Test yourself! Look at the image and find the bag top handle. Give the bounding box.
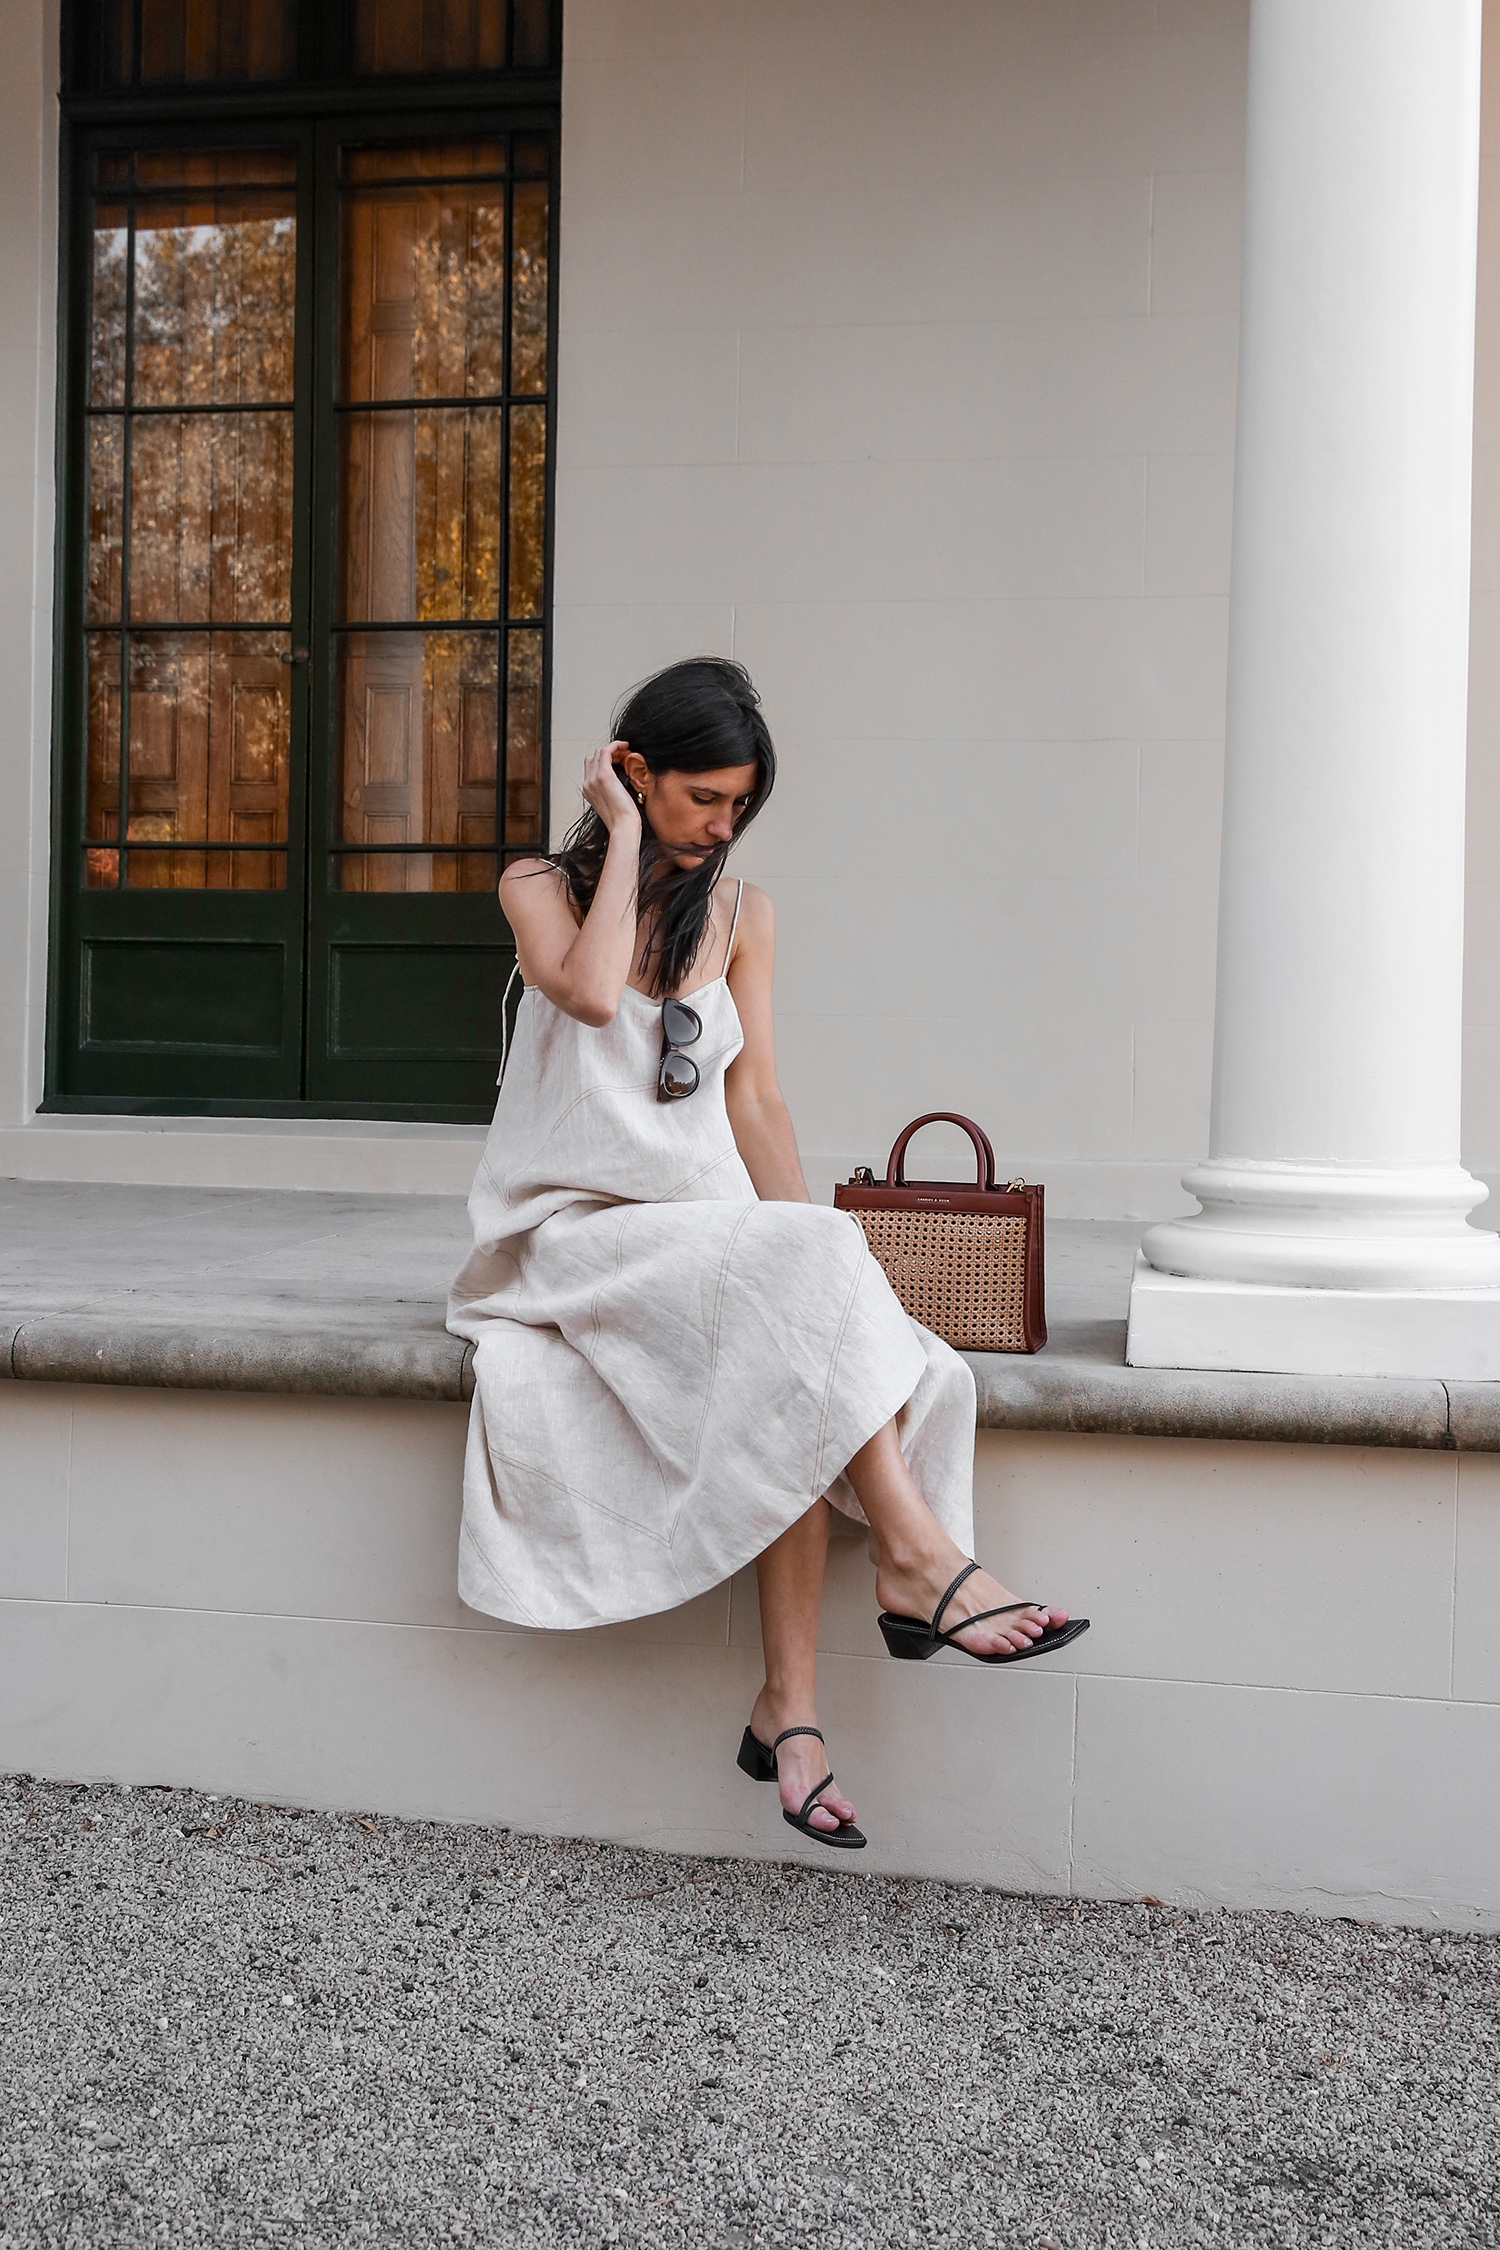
[886,1112,997,1191]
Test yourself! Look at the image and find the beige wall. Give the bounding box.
[3,0,1500,1208]
[0,0,58,1157]
[1467,5,1500,1189]
[6,1380,1496,1925]
[554,0,1247,1212]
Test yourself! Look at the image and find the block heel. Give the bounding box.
[878,1614,939,1660]
[736,1724,778,1781]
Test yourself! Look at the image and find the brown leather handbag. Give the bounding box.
[834,1113,1046,1354]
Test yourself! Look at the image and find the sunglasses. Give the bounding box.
[658,996,702,1101]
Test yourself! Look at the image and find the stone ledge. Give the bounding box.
[5,1183,1500,1447]
[7,1301,1500,1448]
[3,1317,475,1403]
[966,1330,1464,1450]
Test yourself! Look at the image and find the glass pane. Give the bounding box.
[129,411,294,624]
[341,182,506,402]
[136,148,296,190]
[511,0,552,68]
[134,184,296,406]
[510,182,548,393]
[98,0,135,85]
[89,206,128,408]
[336,631,497,887]
[507,404,545,618]
[343,142,505,182]
[351,0,504,75]
[87,418,124,624]
[86,632,122,846]
[123,630,290,887]
[337,850,496,893]
[339,409,503,623]
[513,135,549,178]
[128,842,287,889]
[139,0,295,85]
[505,629,542,846]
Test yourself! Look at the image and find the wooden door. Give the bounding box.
[57,135,308,1105]
[305,121,554,1110]
[51,84,556,1117]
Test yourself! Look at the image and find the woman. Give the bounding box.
[449,658,1085,1850]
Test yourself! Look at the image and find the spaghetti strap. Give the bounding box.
[496,958,523,1088]
[725,877,745,972]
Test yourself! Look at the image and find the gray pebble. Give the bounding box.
[0,1772,1496,2247]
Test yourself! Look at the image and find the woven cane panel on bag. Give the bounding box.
[851,1207,1029,1352]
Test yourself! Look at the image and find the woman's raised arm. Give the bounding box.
[500,743,641,1026]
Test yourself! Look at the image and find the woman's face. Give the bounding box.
[618,753,759,869]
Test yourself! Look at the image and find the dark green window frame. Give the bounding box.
[46,2,560,1122]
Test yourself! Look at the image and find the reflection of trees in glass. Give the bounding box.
[337,631,497,893]
[406,194,507,397]
[506,630,542,844]
[335,154,550,891]
[130,412,294,623]
[508,405,544,618]
[82,170,297,890]
[89,218,128,404]
[87,419,124,623]
[510,182,548,393]
[413,409,502,621]
[134,205,295,404]
[123,631,290,888]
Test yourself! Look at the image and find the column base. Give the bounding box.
[1125,1252,1500,1380]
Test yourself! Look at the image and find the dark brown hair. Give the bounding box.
[547,656,776,997]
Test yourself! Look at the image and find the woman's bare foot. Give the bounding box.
[874,1548,1068,1657]
[748,1687,856,1836]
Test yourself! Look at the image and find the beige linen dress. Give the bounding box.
[447,884,976,1630]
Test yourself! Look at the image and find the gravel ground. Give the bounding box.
[1,1774,1496,2250]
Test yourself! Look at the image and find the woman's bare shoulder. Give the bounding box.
[500,857,571,910]
[500,854,559,887]
[732,879,774,935]
[726,880,774,981]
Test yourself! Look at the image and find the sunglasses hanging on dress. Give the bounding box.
[658,997,702,1100]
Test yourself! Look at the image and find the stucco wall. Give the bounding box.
[5,1379,1496,1924]
[0,0,58,1167]
[1,0,1498,1207]
[1466,9,1500,1190]
[552,0,1247,1212]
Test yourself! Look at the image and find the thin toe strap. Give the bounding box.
[797,1774,839,1825]
[929,1560,981,1638]
[771,1725,825,1751]
[938,1598,1039,1642]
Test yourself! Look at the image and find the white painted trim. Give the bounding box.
[1127,1249,1500,1380]
[0,1122,486,1195]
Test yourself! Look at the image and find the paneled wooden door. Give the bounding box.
[55,131,312,1105]
[51,108,553,1116]
[306,120,550,1110]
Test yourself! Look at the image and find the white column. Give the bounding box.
[1128,0,1500,1379]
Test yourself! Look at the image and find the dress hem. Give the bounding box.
[455,1340,928,1633]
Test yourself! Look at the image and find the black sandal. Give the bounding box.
[878,1560,1090,1665]
[735,1723,867,1851]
